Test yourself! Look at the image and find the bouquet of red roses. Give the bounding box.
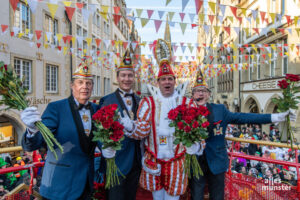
[92,104,125,189]
[168,104,209,178]
[272,74,300,148]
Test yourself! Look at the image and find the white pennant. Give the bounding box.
[233,27,240,36]
[251,10,258,20]
[158,10,165,19]
[219,4,226,16]
[189,13,196,23]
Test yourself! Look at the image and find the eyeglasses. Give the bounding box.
[194,90,208,93]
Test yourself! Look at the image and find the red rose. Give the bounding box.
[110,104,118,111]
[197,105,210,117]
[192,121,199,128]
[136,91,141,95]
[183,115,193,124]
[285,74,300,82]
[278,79,289,89]
[102,120,113,129]
[177,121,185,130]
[112,121,124,131]
[168,109,179,120]
[201,121,210,128]
[184,125,192,133]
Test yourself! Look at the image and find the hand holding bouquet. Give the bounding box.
[272,74,300,148]
[92,104,125,189]
[168,104,209,178]
[0,61,63,159]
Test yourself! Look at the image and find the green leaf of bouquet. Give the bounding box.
[169,122,175,127]
[174,138,180,145]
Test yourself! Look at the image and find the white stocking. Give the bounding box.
[152,189,164,200]
[164,190,180,200]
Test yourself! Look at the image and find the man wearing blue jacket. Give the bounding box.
[99,49,141,200]
[21,59,98,200]
[189,70,295,200]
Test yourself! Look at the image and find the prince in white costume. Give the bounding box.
[121,39,200,200]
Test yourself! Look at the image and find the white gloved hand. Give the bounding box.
[102,147,116,159]
[186,142,200,155]
[271,109,297,123]
[119,111,134,132]
[21,107,41,133]
[196,141,206,156]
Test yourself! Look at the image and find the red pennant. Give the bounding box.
[279,28,285,34]
[123,42,128,49]
[260,11,266,22]
[191,24,198,28]
[57,46,62,51]
[284,43,288,47]
[179,13,185,22]
[244,44,249,47]
[240,48,244,54]
[116,53,120,57]
[65,7,75,21]
[244,55,248,61]
[195,0,203,14]
[224,44,228,48]
[278,47,283,51]
[253,28,259,35]
[197,47,201,52]
[36,43,41,48]
[147,10,154,19]
[237,17,242,25]
[135,54,139,59]
[9,0,19,12]
[264,44,269,47]
[209,56,213,60]
[76,3,83,9]
[111,40,115,46]
[224,27,230,36]
[97,50,100,56]
[230,6,237,18]
[262,54,266,59]
[203,43,206,47]
[227,55,231,60]
[35,30,42,40]
[208,15,214,24]
[67,35,72,43]
[62,36,68,44]
[113,6,120,14]
[260,47,264,52]
[1,25,8,33]
[286,15,292,26]
[95,39,101,47]
[113,14,121,25]
[154,20,162,33]
[10,32,14,37]
[279,52,283,57]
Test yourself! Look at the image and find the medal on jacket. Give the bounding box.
[214,120,223,136]
[129,111,134,119]
[82,114,89,122]
[126,98,132,106]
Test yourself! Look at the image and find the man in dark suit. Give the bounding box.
[98,49,141,200]
[189,70,295,200]
[21,59,98,200]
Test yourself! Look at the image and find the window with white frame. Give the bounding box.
[270,48,276,77]
[282,39,288,75]
[257,54,261,80]
[104,77,110,95]
[93,13,101,27]
[14,58,32,92]
[14,2,31,35]
[45,15,58,45]
[46,64,58,93]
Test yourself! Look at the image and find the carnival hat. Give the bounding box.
[118,49,134,71]
[72,57,93,79]
[153,39,175,79]
[193,69,209,90]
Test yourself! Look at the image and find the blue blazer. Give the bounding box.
[204,103,271,175]
[22,96,99,200]
[98,89,141,176]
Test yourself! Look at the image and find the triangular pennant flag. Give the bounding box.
[203,25,209,35]
[1,25,8,33]
[218,15,224,23]
[181,45,186,53]
[9,0,19,12]
[179,13,185,22]
[246,17,251,23]
[253,28,259,35]
[252,10,258,20]
[234,27,240,36]
[147,10,154,19]
[154,20,162,33]
[260,11,266,22]
[168,12,175,21]
[76,3,83,9]
[195,0,203,14]
[158,10,165,19]
[126,8,132,15]
[95,38,101,47]
[140,18,149,27]
[103,39,110,48]
[208,2,216,14]
[65,6,75,21]
[113,14,121,25]
[224,26,230,36]
[214,26,220,35]
[219,4,226,16]
[63,1,72,7]
[28,0,38,13]
[188,44,194,53]
[35,30,42,40]
[279,28,284,34]
[173,45,178,52]
[237,17,243,25]
[136,9,143,17]
[241,8,247,16]
[286,15,292,26]
[269,13,276,23]
[131,42,138,50]
[86,38,92,46]
[228,16,233,23]
[287,28,292,34]
[182,0,189,11]
[36,43,41,48]
[47,3,59,19]
[114,6,120,14]
[179,23,187,34]
[230,6,237,18]
[168,21,175,27]
[123,41,128,49]
[101,5,109,20]
[295,16,299,26]
[189,13,196,23]
[277,13,282,22]
[208,15,214,24]
[166,0,172,6]
[28,33,33,40]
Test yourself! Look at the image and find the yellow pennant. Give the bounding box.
[44,33,48,42]
[25,29,30,35]
[284,52,289,56]
[63,1,72,7]
[100,6,109,20]
[268,53,272,58]
[56,34,62,42]
[271,28,276,34]
[296,28,300,37]
[256,17,260,25]
[290,44,295,51]
[24,0,28,5]
[103,50,107,55]
[271,44,276,51]
[44,43,49,49]
[141,18,150,27]
[233,55,237,61]
[199,13,205,22]
[83,49,87,54]
[228,16,233,23]
[71,37,76,45]
[241,8,247,16]
[250,54,254,60]
[269,13,276,23]
[214,26,220,35]
[47,3,59,19]
[295,16,299,26]
[208,2,216,14]
[63,47,68,55]
[18,33,24,38]
[244,28,249,36]
[86,38,92,46]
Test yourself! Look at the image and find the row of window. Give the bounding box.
[13,58,110,96]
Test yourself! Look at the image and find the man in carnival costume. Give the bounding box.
[189,70,296,200]
[98,49,141,200]
[119,39,202,200]
[21,58,98,200]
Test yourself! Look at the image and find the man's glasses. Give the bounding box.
[194,90,208,93]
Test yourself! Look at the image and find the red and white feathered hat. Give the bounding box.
[153,39,175,79]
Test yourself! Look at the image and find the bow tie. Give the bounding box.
[124,93,134,98]
[77,103,91,110]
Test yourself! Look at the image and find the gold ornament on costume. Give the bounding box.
[193,69,208,89]
[73,57,93,79]
[118,49,134,71]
